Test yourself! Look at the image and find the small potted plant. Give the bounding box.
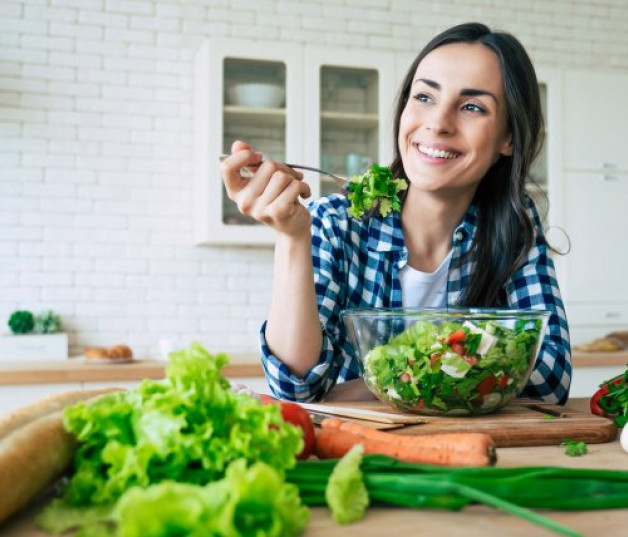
[0,309,69,361]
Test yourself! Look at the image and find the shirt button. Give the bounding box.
[455,231,464,241]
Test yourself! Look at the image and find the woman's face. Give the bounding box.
[398,42,512,198]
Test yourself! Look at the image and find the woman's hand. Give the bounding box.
[220,140,312,237]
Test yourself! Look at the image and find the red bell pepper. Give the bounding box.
[590,370,628,428]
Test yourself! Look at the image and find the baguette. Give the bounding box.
[0,388,120,525]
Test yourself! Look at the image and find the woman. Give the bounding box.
[221,22,571,404]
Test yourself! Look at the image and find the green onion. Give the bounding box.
[286,455,628,537]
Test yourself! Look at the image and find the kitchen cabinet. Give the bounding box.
[563,173,627,303]
[194,39,396,246]
[559,71,628,345]
[563,71,628,172]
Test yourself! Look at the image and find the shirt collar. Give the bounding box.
[366,203,479,252]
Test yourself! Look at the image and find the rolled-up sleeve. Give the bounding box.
[505,204,572,404]
[260,198,360,402]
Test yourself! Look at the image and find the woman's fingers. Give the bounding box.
[220,147,263,198]
[263,171,311,205]
[220,141,311,232]
[231,140,251,153]
[257,178,311,224]
[232,161,304,214]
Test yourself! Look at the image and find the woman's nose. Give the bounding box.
[425,105,455,134]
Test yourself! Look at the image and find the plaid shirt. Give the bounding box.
[260,194,572,404]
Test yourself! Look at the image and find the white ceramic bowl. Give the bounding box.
[227,83,285,108]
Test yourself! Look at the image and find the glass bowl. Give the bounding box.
[341,308,550,416]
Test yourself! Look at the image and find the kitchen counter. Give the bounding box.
[0,353,263,385]
[0,351,625,386]
[2,399,627,536]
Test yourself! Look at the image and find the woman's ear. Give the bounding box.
[500,135,513,157]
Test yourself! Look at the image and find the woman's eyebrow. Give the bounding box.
[415,78,498,104]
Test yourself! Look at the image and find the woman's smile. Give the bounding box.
[414,142,462,162]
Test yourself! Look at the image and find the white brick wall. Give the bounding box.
[2,0,628,358]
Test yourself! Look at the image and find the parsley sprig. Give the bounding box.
[561,439,588,457]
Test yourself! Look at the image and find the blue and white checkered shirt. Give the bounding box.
[260,194,572,404]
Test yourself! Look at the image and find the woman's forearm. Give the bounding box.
[266,232,323,377]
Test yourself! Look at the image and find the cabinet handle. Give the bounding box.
[601,174,618,181]
[604,311,621,319]
[600,162,616,169]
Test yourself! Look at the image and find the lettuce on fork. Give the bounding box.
[347,164,407,219]
[37,343,308,536]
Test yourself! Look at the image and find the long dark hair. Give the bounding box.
[390,22,544,307]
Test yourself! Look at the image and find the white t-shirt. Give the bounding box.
[399,250,453,308]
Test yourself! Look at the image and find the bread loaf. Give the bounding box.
[0,388,120,524]
[83,344,133,360]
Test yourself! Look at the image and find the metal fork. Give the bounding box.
[219,154,349,189]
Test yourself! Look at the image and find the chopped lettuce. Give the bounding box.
[347,164,407,219]
[325,445,369,524]
[362,317,544,415]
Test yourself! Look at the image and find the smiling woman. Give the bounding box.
[220,22,571,406]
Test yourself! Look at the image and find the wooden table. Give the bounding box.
[2,399,627,537]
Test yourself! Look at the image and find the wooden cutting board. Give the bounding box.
[310,399,618,447]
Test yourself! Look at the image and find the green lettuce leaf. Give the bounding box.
[60,343,303,506]
[325,445,369,524]
[113,460,309,537]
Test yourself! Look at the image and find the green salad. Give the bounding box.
[362,318,544,415]
[346,164,407,219]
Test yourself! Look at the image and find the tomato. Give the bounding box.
[260,395,315,460]
[451,343,466,356]
[476,375,496,395]
[498,374,509,389]
[448,329,466,345]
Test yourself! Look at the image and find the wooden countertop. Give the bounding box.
[0,354,263,385]
[572,349,628,367]
[0,350,624,386]
[2,398,626,536]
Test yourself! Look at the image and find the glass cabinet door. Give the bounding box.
[194,38,303,245]
[221,58,287,226]
[319,66,380,197]
[303,46,396,200]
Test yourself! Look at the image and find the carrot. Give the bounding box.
[316,417,496,467]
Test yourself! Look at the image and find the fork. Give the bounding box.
[219,154,349,189]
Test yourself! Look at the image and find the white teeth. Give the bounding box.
[418,145,458,159]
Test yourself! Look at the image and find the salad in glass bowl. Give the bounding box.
[341,308,550,416]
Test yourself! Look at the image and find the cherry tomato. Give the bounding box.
[448,329,466,345]
[451,343,466,356]
[477,375,496,395]
[498,374,509,389]
[260,395,315,460]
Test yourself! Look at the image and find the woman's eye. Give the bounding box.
[462,102,486,114]
[412,92,432,103]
